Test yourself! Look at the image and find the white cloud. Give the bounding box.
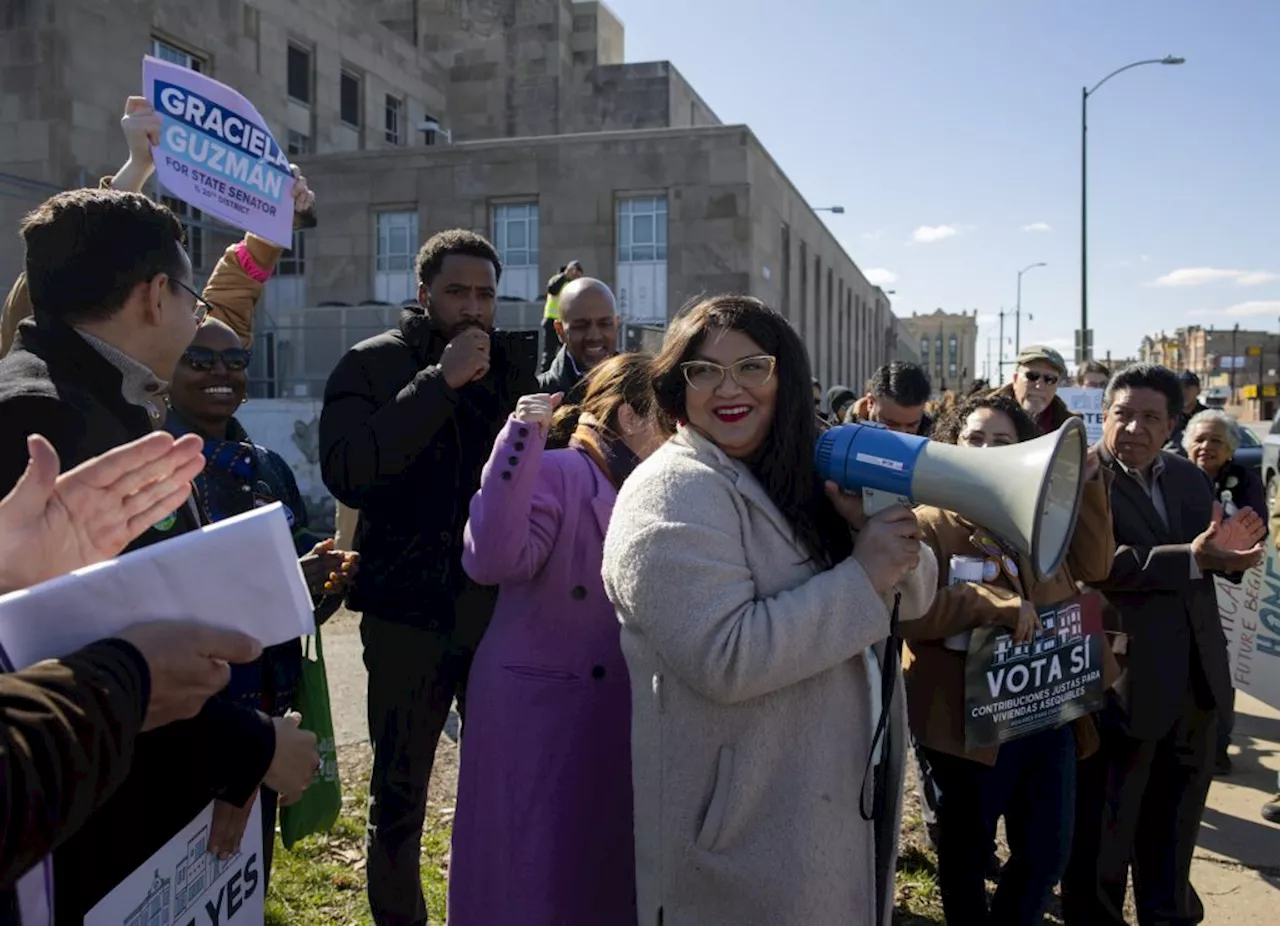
[1021,222,1052,233]
[864,268,897,287]
[912,224,959,244]
[1222,300,1280,317]
[860,230,884,242]
[1187,300,1280,318]
[977,313,998,325]
[1150,267,1278,288]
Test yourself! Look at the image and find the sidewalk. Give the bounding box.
[1193,692,1280,923]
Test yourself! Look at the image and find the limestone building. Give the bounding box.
[0,0,896,397]
[898,308,980,395]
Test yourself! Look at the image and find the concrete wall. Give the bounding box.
[0,0,447,284]
[236,397,335,532]
[293,124,757,313]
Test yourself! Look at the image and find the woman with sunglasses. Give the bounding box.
[602,296,938,926]
[165,316,359,880]
[898,392,1116,925]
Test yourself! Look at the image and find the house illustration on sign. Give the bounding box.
[122,870,171,926]
[173,822,240,919]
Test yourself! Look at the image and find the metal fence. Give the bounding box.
[246,303,667,399]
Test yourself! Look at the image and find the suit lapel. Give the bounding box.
[1158,457,1186,540]
[1099,445,1170,541]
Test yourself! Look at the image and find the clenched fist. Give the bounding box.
[439,328,491,390]
[513,392,564,436]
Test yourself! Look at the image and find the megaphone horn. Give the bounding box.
[815,418,1088,580]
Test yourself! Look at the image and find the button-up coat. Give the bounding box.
[453,416,636,925]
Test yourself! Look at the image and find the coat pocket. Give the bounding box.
[694,745,735,853]
[502,664,581,683]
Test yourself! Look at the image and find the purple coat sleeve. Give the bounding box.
[462,415,565,585]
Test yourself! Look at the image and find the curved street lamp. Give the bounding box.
[814,205,846,214]
[1015,261,1047,355]
[1080,55,1184,362]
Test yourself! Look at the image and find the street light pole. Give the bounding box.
[1080,55,1184,364]
[998,308,1006,382]
[814,206,846,214]
[1016,262,1047,356]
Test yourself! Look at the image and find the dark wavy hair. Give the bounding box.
[651,295,852,566]
[932,391,1040,445]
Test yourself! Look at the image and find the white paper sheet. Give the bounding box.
[0,503,314,671]
[84,799,265,926]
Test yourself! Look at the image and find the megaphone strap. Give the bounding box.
[860,591,902,823]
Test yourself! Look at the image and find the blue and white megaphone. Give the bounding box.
[815,417,1089,579]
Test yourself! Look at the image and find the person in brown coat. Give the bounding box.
[996,345,1076,434]
[900,391,1117,925]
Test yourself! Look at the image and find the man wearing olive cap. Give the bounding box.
[995,345,1076,435]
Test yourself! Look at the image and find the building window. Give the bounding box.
[278,230,306,277]
[779,224,791,319]
[340,70,361,127]
[920,337,930,366]
[151,37,203,72]
[949,333,958,378]
[615,195,668,324]
[385,95,403,145]
[799,242,808,338]
[617,195,667,262]
[160,195,204,271]
[491,203,540,301]
[286,130,311,156]
[375,211,419,303]
[287,44,312,104]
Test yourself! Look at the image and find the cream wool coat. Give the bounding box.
[602,427,938,926]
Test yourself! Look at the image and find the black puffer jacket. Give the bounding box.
[320,309,537,627]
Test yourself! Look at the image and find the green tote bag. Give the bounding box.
[280,630,342,849]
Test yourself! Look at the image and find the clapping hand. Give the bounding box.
[0,433,205,594]
[1192,503,1266,574]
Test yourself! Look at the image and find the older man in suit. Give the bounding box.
[1063,364,1265,926]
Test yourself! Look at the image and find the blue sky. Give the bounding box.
[608,0,1279,372]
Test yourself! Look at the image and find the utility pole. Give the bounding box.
[998,308,1006,382]
[1231,323,1240,404]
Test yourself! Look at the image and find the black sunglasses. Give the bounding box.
[181,346,253,372]
[1022,370,1060,385]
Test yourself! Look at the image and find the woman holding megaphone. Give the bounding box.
[602,295,938,926]
[900,392,1118,926]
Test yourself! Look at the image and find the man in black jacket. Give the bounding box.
[537,276,619,408]
[1063,364,1265,925]
[0,188,315,919]
[320,229,536,926]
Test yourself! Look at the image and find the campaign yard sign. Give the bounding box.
[964,592,1107,750]
[85,800,264,926]
[144,56,294,247]
[1214,542,1280,713]
[1058,387,1104,445]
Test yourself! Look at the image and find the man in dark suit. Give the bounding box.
[1063,363,1265,925]
[321,229,537,926]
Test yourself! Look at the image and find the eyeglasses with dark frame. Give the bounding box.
[1021,370,1060,386]
[180,346,253,373]
[170,279,212,325]
[680,354,778,391]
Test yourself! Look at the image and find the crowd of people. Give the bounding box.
[0,95,1274,926]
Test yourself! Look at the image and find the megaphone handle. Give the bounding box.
[862,487,912,517]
